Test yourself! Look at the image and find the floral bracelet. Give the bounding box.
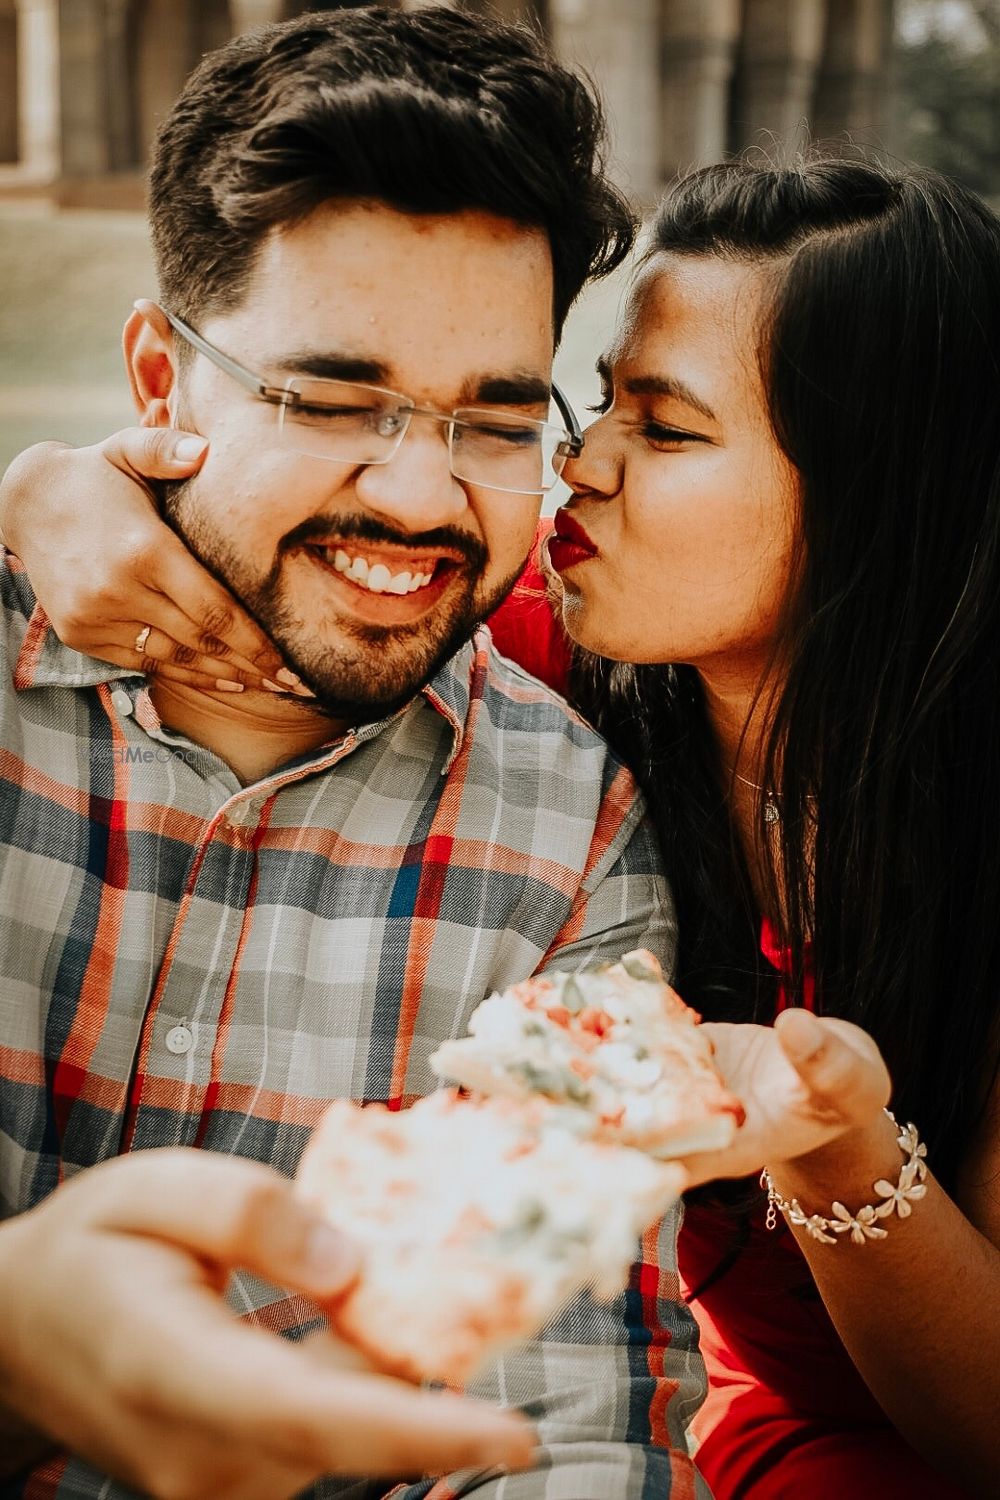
[761,1110,928,1245]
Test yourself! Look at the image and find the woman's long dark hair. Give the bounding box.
[572,156,1000,1192]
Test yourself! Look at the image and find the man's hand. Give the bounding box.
[683,1010,892,1188]
[0,1150,535,1499]
[0,433,292,692]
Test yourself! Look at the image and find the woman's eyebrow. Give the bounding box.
[624,373,717,422]
[596,356,717,422]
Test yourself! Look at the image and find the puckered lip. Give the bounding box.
[552,508,597,555]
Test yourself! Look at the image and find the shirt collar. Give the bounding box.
[419,631,483,767]
[12,604,138,693]
[14,603,481,764]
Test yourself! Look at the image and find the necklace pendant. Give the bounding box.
[764,797,781,825]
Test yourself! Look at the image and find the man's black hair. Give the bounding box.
[149,4,636,338]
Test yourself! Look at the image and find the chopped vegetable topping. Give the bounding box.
[621,953,661,983]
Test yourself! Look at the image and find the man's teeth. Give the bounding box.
[326,548,435,594]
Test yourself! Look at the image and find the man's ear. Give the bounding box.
[123,299,178,428]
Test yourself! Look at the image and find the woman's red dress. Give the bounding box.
[487,525,969,1498]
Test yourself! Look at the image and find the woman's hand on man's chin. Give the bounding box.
[0,428,285,690]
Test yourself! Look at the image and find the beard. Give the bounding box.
[162,479,521,723]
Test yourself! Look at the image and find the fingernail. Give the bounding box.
[172,435,208,463]
[214,678,244,693]
[261,677,285,694]
[792,1008,823,1036]
[781,1008,825,1052]
[276,669,317,699]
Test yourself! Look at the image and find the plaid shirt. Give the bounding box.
[0,552,708,1500]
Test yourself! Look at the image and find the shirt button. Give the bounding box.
[111,689,133,717]
[165,1024,194,1055]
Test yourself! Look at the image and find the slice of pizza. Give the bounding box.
[295,1088,685,1386]
[429,949,744,1158]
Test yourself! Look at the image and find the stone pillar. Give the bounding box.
[659,0,741,183]
[454,0,545,19]
[230,0,283,28]
[0,0,18,162]
[812,0,896,144]
[731,0,826,154]
[104,0,137,170]
[293,1,401,10]
[57,0,113,175]
[134,0,230,164]
[549,0,661,202]
[200,0,232,52]
[13,0,59,179]
[48,0,150,174]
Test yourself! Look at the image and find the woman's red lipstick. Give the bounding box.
[548,509,597,572]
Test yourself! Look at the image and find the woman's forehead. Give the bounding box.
[609,253,772,372]
[602,252,780,439]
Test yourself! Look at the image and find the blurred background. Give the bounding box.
[1,0,999,475]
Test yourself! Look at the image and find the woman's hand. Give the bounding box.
[683,1010,892,1188]
[0,431,290,691]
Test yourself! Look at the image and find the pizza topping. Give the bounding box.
[429,949,744,1158]
[621,951,663,984]
[293,948,744,1386]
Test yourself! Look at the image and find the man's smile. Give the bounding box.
[304,542,462,596]
[298,542,462,626]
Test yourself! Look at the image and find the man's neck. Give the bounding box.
[149,679,345,785]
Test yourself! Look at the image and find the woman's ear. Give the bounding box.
[123,299,177,428]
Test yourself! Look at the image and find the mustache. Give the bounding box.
[282,514,488,569]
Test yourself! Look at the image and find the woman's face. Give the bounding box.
[551,254,801,679]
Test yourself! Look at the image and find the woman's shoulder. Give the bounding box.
[487,520,572,697]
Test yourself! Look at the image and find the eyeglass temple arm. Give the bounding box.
[551,382,583,455]
[159,306,294,405]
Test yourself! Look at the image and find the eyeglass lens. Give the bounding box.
[277,381,569,494]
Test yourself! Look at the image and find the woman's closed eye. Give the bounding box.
[639,420,708,447]
[586,384,709,449]
[586,389,706,445]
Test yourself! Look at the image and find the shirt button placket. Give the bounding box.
[129,803,257,1151]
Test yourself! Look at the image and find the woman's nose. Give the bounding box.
[561,413,623,499]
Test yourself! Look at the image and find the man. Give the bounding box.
[0,8,704,1498]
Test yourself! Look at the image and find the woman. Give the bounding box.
[543,157,1000,1497]
[2,156,998,1495]
[502,157,1000,1497]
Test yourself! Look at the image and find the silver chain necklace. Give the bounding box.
[734,771,781,824]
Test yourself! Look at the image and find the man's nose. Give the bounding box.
[561,412,623,499]
[353,414,468,531]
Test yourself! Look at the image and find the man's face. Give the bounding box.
[160,203,554,720]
